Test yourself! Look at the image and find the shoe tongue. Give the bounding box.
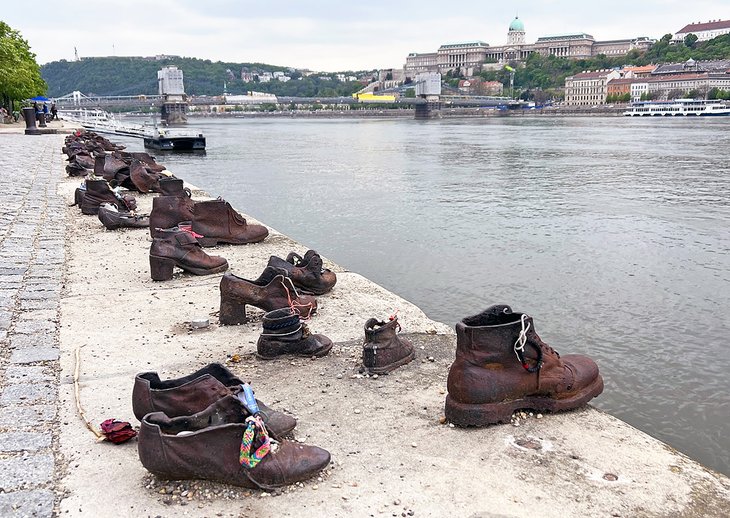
[462,304,520,327]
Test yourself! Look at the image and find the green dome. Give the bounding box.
[509,17,524,32]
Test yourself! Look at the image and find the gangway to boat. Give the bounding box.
[60,109,206,151]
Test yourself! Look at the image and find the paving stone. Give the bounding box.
[0,383,56,405]
[0,432,51,452]
[0,454,54,491]
[17,310,57,322]
[8,347,59,365]
[0,311,11,328]
[0,406,57,428]
[0,267,26,276]
[19,300,58,311]
[0,489,54,518]
[9,333,55,349]
[13,320,56,335]
[4,366,54,384]
[19,290,60,302]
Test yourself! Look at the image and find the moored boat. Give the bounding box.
[624,98,730,116]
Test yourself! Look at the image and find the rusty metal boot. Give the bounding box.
[158,176,192,198]
[219,266,317,325]
[192,198,268,246]
[98,203,149,230]
[149,228,228,281]
[362,316,415,374]
[149,195,195,238]
[129,158,161,193]
[257,308,332,359]
[267,250,337,295]
[138,396,330,489]
[132,363,296,438]
[445,304,604,427]
[80,178,121,215]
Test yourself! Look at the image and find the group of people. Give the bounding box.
[33,101,58,122]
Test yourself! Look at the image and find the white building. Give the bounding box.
[674,19,730,43]
[157,66,184,96]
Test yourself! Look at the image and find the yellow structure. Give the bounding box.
[353,93,397,102]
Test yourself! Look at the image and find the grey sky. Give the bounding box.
[2,1,728,71]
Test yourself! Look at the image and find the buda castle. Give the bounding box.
[404,17,654,78]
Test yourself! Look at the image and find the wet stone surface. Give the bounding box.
[0,134,64,516]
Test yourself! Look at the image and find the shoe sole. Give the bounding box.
[444,375,604,427]
[197,236,267,247]
[256,339,334,360]
[364,350,416,375]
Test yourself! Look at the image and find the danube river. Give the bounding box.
[120,115,730,475]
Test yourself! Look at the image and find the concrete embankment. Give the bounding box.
[1,121,729,517]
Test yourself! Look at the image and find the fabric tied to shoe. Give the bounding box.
[175,231,201,246]
[239,416,272,469]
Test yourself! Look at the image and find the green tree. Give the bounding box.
[0,21,46,111]
[684,34,698,49]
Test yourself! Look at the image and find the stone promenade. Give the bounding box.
[0,133,66,517]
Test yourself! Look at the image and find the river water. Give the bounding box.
[118,115,730,475]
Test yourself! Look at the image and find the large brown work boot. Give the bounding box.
[445,304,603,427]
[149,228,228,281]
[129,158,161,193]
[362,316,415,374]
[257,308,332,359]
[80,178,122,215]
[219,267,317,325]
[192,198,268,246]
[132,363,296,438]
[267,250,337,295]
[149,195,195,238]
[158,176,192,197]
[138,396,330,489]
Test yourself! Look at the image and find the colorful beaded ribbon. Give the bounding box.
[239,416,271,469]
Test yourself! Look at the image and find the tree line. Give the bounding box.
[0,21,46,112]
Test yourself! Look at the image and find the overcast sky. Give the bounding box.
[3,1,728,71]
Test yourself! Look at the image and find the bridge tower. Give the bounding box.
[158,66,188,125]
[414,72,442,120]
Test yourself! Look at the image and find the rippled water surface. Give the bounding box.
[121,116,730,475]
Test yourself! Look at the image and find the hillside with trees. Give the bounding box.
[41,56,367,98]
[468,33,730,100]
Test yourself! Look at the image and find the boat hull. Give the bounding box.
[143,136,206,151]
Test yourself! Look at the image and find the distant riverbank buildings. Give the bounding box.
[404,17,654,78]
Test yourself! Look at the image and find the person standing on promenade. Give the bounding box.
[43,103,49,121]
[51,102,58,120]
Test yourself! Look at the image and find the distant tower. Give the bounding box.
[157,66,188,125]
[508,16,526,45]
[74,46,79,61]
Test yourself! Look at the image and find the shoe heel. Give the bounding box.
[150,256,175,281]
[444,395,517,427]
[219,299,248,325]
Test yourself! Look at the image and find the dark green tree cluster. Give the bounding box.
[0,21,46,111]
[41,56,367,98]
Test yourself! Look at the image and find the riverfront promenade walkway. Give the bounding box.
[1,126,729,517]
[0,133,65,516]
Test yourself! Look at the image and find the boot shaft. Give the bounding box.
[364,318,400,346]
[149,195,195,236]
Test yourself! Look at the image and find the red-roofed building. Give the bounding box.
[674,19,730,42]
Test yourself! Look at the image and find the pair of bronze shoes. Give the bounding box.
[134,363,330,489]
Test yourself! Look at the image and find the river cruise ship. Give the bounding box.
[624,99,730,116]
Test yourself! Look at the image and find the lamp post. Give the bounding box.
[504,65,515,99]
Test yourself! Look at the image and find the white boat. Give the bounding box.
[60,108,205,150]
[623,99,730,116]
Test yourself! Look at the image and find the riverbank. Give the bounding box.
[1,125,729,517]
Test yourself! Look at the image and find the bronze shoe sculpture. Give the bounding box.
[158,176,192,198]
[219,266,317,325]
[257,308,332,359]
[80,178,137,215]
[132,363,296,438]
[98,203,149,230]
[138,395,330,489]
[149,195,195,238]
[129,158,162,193]
[362,315,415,374]
[267,250,337,295]
[445,304,604,427]
[149,228,228,281]
[192,198,268,246]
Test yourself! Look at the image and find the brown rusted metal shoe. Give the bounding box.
[267,250,337,295]
[149,195,195,238]
[138,396,330,489]
[219,267,317,325]
[98,203,149,230]
[257,308,332,359]
[149,228,228,281]
[158,176,192,198]
[80,178,121,215]
[445,304,604,427]
[132,363,296,438]
[362,316,415,374]
[129,158,161,193]
[192,198,268,246]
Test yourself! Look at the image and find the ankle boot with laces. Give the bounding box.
[257,308,332,359]
[445,304,603,427]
